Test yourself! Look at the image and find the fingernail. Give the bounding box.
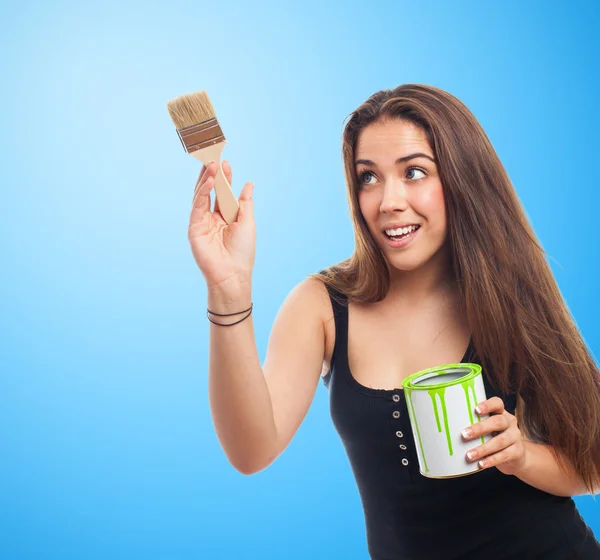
[462,428,473,439]
[466,451,476,460]
[478,460,486,468]
[475,406,482,414]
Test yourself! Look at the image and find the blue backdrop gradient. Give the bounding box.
[1,0,598,558]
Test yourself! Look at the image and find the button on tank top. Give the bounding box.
[320,280,600,560]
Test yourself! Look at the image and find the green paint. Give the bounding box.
[428,387,453,456]
[462,377,485,444]
[430,391,442,432]
[403,363,481,391]
[406,390,428,472]
[462,380,475,426]
[461,377,486,446]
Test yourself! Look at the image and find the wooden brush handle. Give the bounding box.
[190,142,239,224]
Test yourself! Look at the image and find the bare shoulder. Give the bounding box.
[295,275,334,316]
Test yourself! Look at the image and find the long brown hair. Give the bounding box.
[310,84,600,494]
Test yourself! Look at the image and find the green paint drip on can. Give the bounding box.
[430,392,442,432]
[462,378,486,445]
[428,387,453,456]
[406,391,429,472]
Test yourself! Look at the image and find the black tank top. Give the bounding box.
[321,281,600,560]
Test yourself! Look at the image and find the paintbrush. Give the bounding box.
[166,90,239,224]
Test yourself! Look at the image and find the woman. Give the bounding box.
[190,84,600,559]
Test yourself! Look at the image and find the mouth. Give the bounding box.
[382,225,421,248]
[383,224,421,241]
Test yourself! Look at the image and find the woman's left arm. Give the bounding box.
[461,396,599,497]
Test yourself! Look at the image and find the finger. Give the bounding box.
[193,164,212,203]
[475,396,505,416]
[197,164,208,184]
[213,190,221,216]
[236,181,255,223]
[212,162,231,218]
[465,427,520,462]
[191,175,214,214]
[198,162,218,186]
[477,443,521,470]
[462,413,511,440]
[222,160,233,185]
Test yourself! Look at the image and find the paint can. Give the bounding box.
[403,363,491,478]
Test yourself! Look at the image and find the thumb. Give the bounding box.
[237,181,254,222]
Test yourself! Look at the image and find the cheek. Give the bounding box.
[414,184,446,227]
[358,192,378,226]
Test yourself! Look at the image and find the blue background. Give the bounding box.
[1,0,598,558]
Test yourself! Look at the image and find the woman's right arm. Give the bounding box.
[190,161,328,475]
[208,276,328,475]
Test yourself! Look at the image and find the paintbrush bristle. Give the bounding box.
[167,90,217,130]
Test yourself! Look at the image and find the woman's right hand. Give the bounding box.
[188,160,256,291]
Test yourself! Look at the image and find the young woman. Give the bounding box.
[190,84,600,559]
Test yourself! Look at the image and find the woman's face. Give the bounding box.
[355,118,448,273]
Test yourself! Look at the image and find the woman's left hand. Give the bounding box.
[461,396,528,475]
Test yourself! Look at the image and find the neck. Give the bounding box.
[385,246,456,304]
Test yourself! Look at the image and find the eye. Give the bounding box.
[406,167,427,181]
[358,171,377,185]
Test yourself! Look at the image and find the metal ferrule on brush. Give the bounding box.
[177,118,226,154]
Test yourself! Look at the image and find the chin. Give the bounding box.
[385,254,429,272]
[383,245,445,273]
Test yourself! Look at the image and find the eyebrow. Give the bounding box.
[355,152,436,166]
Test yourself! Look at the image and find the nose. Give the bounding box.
[379,179,409,214]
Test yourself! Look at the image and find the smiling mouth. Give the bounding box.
[384,225,421,241]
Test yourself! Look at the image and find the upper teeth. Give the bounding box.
[386,225,418,236]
